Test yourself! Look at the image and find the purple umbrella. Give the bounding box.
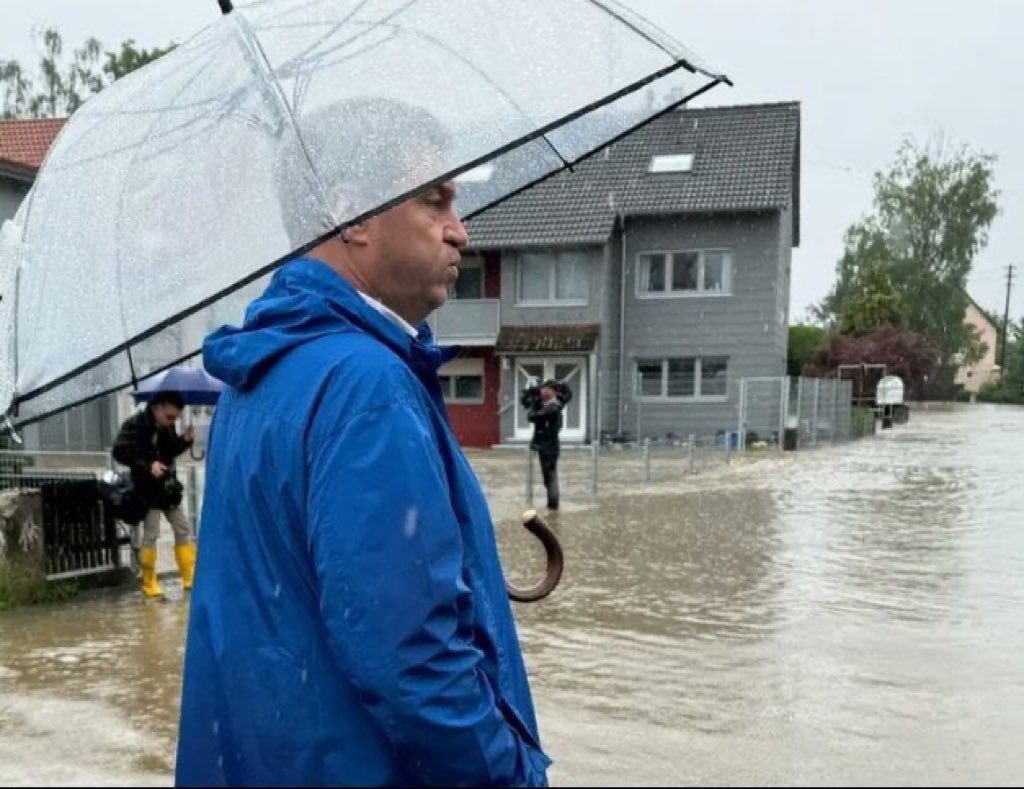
[131,364,224,406]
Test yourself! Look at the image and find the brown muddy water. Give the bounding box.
[1,404,1022,786]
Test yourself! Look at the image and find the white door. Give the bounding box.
[513,357,586,441]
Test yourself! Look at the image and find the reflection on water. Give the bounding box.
[2,405,1024,785]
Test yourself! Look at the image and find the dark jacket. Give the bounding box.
[111,408,191,509]
[528,399,564,454]
[175,258,550,787]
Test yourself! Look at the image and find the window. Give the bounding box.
[516,250,589,304]
[38,398,108,451]
[635,357,729,400]
[452,255,484,299]
[666,358,695,397]
[438,358,485,403]
[648,153,694,173]
[700,357,729,396]
[637,250,732,296]
[636,360,663,397]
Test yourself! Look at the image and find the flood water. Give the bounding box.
[2,404,1023,786]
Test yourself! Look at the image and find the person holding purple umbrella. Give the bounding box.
[112,390,197,597]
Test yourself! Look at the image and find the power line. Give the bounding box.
[1000,264,1014,372]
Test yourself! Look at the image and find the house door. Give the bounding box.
[513,357,586,441]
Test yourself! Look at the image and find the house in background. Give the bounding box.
[438,101,801,446]
[3,102,801,452]
[955,296,1001,393]
[0,119,64,223]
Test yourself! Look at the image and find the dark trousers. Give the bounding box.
[537,448,560,510]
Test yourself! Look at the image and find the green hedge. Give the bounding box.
[977,383,1024,405]
[852,406,876,437]
[0,563,80,611]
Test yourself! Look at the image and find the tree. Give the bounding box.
[0,28,174,119]
[818,139,999,365]
[980,319,1024,403]
[102,38,175,82]
[0,60,31,119]
[787,323,827,376]
[803,324,939,398]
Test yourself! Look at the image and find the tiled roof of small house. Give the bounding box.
[0,118,67,177]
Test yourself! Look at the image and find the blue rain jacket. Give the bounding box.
[175,257,550,787]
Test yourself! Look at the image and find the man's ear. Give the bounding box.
[341,220,372,247]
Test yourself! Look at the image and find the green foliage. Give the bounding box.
[787,323,827,376]
[818,139,1000,365]
[0,563,80,611]
[102,38,175,83]
[851,406,877,438]
[979,319,1024,404]
[1,28,175,119]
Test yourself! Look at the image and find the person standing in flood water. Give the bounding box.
[175,99,549,787]
[111,391,196,598]
[524,379,571,512]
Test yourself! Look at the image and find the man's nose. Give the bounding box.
[445,215,469,249]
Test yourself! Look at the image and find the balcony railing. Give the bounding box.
[428,298,500,345]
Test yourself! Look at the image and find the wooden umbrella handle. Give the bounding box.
[505,509,564,603]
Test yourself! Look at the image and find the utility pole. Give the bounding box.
[1000,264,1015,373]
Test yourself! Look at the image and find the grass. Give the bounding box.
[0,562,80,611]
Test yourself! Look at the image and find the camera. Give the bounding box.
[520,378,573,411]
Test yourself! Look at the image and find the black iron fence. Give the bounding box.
[1,457,125,581]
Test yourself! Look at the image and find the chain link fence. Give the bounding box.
[513,374,869,505]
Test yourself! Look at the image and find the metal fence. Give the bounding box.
[1,374,870,580]
[0,449,203,579]
[519,374,865,504]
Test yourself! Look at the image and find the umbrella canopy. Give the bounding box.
[0,0,728,429]
[131,364,224,406]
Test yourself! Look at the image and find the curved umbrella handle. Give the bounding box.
[506,509,564,603]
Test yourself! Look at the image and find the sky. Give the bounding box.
[1,0,1021,324]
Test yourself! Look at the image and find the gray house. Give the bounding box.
[437,101,800,446]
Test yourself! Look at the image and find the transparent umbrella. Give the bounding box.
[0,0,728,431]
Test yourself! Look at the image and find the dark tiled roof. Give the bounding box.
[466,101,800,249]
[0,118,67,173]
[496,324,601,353]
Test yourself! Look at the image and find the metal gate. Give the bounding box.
[5,470,122,580]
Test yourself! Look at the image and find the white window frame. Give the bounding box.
[515,250,589,307]
[438,358,485,404]
[635,249,733,298]
[634,356,730,403]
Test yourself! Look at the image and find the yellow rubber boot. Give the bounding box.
[175,543,197,591]
[139,547,165,598]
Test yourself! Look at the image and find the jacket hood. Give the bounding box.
[203,257,455,391]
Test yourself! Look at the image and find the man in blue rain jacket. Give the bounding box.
[175,172,550,786]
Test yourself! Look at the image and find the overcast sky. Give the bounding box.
[1,0,1021,323]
